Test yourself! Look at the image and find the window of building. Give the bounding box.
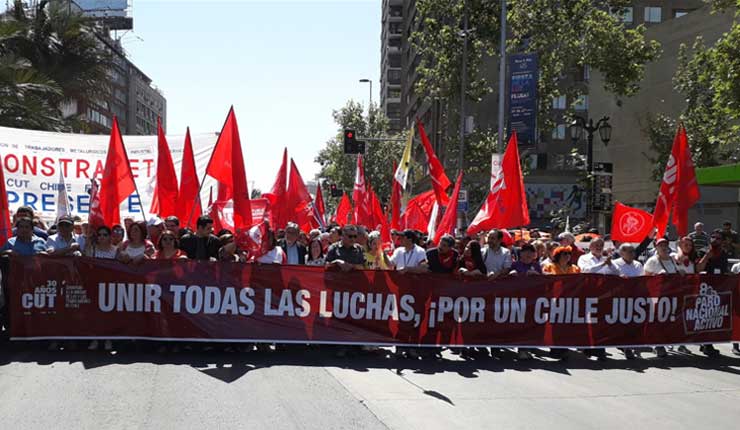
[611,6,633,23]
[390,6,402,17]
[574,95,588,111]
[389,54,401,68]
[552,124,566,140]
[552,95,566,110]
[388,69,402,84]
[644,7,662,23]
[388,88,401,99]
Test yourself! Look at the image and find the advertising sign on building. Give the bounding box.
[508,54,539,147]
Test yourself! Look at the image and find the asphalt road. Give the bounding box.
[1,342,740,429]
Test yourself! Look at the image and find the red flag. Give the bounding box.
[314,181,326,228]
[0,151,11,247]
[417,120,451,206]
[205,107,252,231]
[88,179,105,230]
[611,202,653,243]
[263,148,288,230]
[98,117,136,227]
[401,190,436,233]
[368,187,391,243]
[286,159,318,232]
[434,171,463,244]
[150,118,179,218]
[352,155,371,226]
[652,124,700,237]
[467,132,530,235]
[335,193,352,227]
[391,162,402,230]
[175,127,202,230]
[673,125,700,236]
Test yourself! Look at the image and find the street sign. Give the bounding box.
[458,189,468,203]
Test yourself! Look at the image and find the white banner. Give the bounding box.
[0,126,218,222]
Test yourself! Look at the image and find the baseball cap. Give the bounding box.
[655,238,669,246]
[147,216,163,227]
[57,215,74,225]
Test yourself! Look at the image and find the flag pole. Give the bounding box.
[186,106,234,229]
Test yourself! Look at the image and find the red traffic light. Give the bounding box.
[346,131,353,139]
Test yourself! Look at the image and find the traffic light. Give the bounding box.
[343,129,365,154]
[329,183,342,197]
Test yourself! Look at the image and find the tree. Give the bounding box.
[0,0,112,131]
[645,1,740,172]
[410,0,661,169]
[315,100,405,213]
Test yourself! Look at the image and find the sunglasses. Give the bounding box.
[98,233,109,237]
[346,235,357,239]
[161,237,175,242]
[113,229,124,234]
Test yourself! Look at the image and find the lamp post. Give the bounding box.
[570,115,612,222]
[359,79,372,118]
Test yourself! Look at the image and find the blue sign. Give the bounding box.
[508,54,538,146]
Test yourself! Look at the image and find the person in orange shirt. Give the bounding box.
[542,246,581,275]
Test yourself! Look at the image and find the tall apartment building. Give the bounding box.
[380,0,404,134]
[58,0,167,135]
[383,0,704,227]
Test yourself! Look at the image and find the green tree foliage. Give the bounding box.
[646,1,740,172]
[410,0,661,169]
[314,101,405,212]
[0,0,112,131]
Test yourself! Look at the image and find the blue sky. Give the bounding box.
[122,0,380,191]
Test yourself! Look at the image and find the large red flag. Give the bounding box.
[611,202,653,243]
[0,151,11,246]
[263,148,288,230]
[652,124,700,237]
[434,171,463,244]
[314,181,326,228]
[205,107,252,231]
[368,187,391,243]
[401,190,436,233]
[352,155,371,226]
[417,120,451,206]
[88,179,105,229]
[286,159,318,232]
[467,132,530,235]
[175,127,201,229]
[99,117,136,227]
[150,118,179,218]
[391,162,402,230]
[335,193,352,227]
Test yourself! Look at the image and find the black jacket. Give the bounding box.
[278,239,307,265]
[179,233,220,260]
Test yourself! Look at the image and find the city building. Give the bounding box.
[590,4,738,229]
[380,0,404,134]
[57,0,166,135]
[383,0,706,228]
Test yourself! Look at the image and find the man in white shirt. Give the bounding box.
[481,229,512,279]
[644,238,679,275]
[613,243,644,277]
[390,230,428,273]
[577,238,618,275]
[46,216,82,256]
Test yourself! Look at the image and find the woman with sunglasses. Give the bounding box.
[154,230,186,260]
[111,224,125,246]
[85,226,119,260]
[542,246,581,274]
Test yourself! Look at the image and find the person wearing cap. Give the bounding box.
[46,216,82,256]
[279,222,307,265]
[390,229,428,273]
[612,243,644,359]
[577,238,618,275]
[147,216,165,246]
[509,244,541,276]
[481,229,512,279]
[644,238,679,276]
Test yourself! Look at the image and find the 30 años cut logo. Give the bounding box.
[683,283,732,334]
[21,280,59,312]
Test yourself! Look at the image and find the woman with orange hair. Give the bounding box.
[542,246,581,275]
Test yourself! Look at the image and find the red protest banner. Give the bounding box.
[8,256,740,347]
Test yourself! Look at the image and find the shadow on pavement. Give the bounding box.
[2,341,740,384]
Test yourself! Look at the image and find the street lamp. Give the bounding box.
[570,115,612,220]
[359,79,372,117]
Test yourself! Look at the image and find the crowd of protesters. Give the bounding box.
[2,205,740,359]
